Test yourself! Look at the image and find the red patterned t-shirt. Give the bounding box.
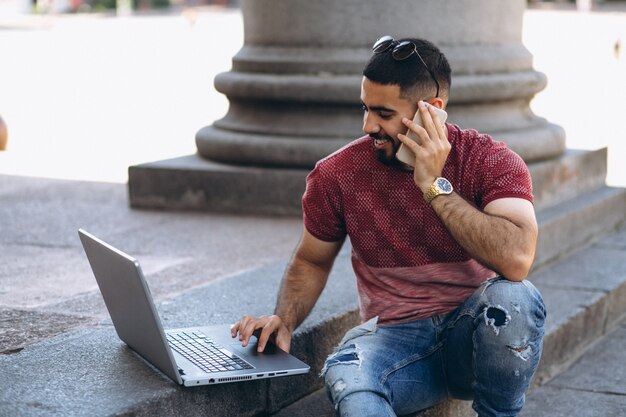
[302,124,534,324]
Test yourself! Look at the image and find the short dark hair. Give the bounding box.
[363,37,451,102]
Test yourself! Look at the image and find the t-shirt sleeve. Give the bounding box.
[302,164,347,242]
[475,143,534,209]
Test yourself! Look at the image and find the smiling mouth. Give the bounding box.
[372,136,392,147]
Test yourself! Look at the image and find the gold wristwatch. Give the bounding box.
[423,177,453,204]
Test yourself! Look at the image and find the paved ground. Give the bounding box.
[0,173,304,354]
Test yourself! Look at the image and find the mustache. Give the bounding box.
[369,132,393,141]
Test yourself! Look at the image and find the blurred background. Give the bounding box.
[0,0,624,185]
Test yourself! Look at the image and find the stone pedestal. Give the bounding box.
[130,0,569,214]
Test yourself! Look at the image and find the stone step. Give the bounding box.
[0,246,360,417]
[531,148,607,211]
[128,147,608,216]
[272,226,626,417]
[128,154,309,216]
[519,319,626,417]
[533,185,626,270]
[3,185,624,417]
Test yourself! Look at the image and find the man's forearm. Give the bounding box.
[274,256,331,332]
[430,192,537,281]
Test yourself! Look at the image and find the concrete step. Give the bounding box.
[519,319,626,417]
[0,245,360,417]
[533,185,626,270]
[275,324,626,417]
[531,148,607,211]
[3,211,625,416]
[272,226,626,417]
[128,147,608,216]
[128,154,309,216]
[3,180,624,417]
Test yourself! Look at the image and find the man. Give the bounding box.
[232,36,546,417]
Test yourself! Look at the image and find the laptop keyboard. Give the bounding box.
[166,331,254,374]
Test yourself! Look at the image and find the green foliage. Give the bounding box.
[132,0,171,9]
[89,0,170,11]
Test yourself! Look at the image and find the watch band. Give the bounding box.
[423,184,440,204]
[423,177,453,204]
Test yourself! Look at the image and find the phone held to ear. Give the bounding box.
[396,103,448,167]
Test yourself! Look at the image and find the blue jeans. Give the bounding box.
[322,277,546,417]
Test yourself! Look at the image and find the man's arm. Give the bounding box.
[231,227,344,352]
[397,101,538,281]
[430,194,538,281]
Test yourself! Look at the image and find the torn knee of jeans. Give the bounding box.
[483,305,511,336]
[321,344,362,376]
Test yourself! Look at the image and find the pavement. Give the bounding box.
[0,173,364,417]
[3,173,624,416]
[1,3,626,417]
[0,174,304,355]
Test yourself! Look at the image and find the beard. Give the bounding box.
[371,133,403,167]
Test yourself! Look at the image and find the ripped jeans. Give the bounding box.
[322,277,546,417]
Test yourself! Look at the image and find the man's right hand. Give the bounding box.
[231,229,343,355]
[231,314,292,353]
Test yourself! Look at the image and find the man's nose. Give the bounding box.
[362,113,380,135]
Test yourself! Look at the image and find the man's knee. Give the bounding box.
[323,344,366,405]
[322,342,389,410]
[475,278,546,365]
[479,278,546,330]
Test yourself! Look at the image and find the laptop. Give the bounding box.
[78,229,310,387]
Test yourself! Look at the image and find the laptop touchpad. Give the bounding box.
[230,341,279,356]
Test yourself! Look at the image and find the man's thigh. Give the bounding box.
[322,317,449,416]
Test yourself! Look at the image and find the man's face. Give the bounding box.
[360,77,416,166]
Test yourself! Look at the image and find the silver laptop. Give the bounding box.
[78,229,309,387]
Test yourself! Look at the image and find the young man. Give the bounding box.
[232,36,546,417]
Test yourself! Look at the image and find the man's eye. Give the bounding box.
[379,113,393,120]
[361,105,367,112]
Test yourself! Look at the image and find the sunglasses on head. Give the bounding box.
[372,35,440,98]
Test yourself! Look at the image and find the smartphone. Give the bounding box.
[396,103,448,167]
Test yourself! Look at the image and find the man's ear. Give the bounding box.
[428,97,445,110]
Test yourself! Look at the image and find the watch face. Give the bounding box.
[436,178,453,193]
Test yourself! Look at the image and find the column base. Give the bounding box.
[128,154,307,216]
[127,148,607,216]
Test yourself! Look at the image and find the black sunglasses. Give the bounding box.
[372,35,440,98]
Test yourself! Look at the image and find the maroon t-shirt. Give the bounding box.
[302,124,534,324]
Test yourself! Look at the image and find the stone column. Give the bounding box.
[196,0,565,169]
[130,0,578,215]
